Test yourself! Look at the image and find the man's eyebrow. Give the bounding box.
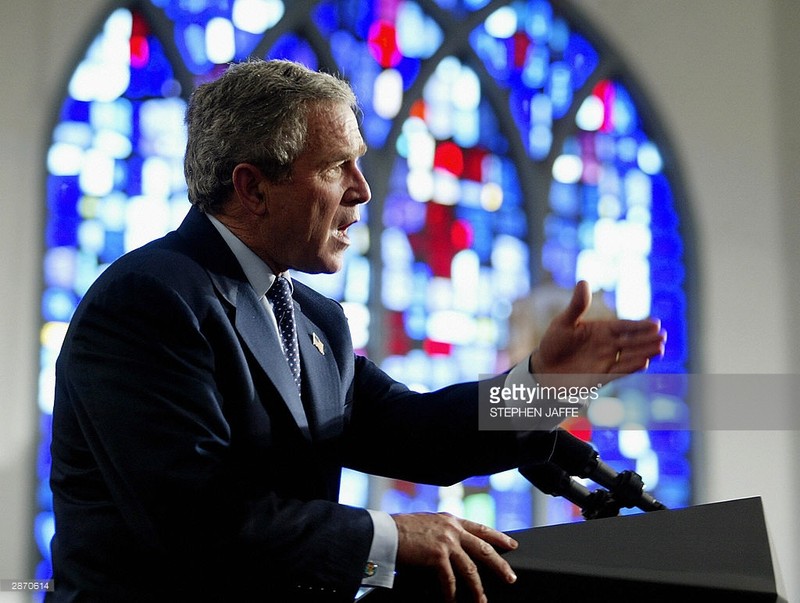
[326,142,367,164]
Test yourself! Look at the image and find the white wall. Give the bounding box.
[578,1,799,599]
[0,1,797,601]
[0,2,110,602]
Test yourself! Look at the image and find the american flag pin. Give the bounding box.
[312,332,325,355]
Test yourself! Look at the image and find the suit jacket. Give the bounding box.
[49,206,534,602]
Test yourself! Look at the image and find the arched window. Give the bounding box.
[35,0,693,584]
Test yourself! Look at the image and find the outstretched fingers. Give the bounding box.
[609,319,667,373]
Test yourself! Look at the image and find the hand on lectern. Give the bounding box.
[392,512,519,602]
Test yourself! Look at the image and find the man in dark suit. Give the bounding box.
[49,59,666,602]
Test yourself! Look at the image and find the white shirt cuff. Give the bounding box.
[362,509,397,588]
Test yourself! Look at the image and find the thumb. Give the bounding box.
[560,280,591,325]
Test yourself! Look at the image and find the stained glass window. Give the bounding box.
[35,0,693,587]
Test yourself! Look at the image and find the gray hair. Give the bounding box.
[184,59,359,213]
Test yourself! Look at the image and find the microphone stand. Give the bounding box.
[519,461,667,520]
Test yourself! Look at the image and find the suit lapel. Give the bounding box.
[294,308,342,440]
[176,208,312,441]
[234,283,311,440]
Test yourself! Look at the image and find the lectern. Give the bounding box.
[363,497,786,602]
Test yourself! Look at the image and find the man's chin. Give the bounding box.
[295,256,344,275]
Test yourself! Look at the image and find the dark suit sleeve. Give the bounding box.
[342,355,534,486]
[51,266,371,601]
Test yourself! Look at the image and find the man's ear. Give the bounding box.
[231,163,269,216]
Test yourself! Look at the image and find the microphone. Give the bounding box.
[519,461,620,520]
[521,428,667,514]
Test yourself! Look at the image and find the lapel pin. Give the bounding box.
[312,332,325,355]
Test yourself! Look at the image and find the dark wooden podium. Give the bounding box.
[362,497,787,602]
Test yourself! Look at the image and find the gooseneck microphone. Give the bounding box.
[519,428,667,518]
[519,460,622,520]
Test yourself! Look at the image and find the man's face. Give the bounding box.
[257,102,371,275]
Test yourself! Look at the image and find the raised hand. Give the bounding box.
[531,280,666,388]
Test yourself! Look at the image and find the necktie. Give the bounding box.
[267,276,302,393]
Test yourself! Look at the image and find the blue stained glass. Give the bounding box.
[234,28,269,59]
[129,38,176,98]
[403,303,427,340]
[523,45,549,88]
[549,16,570,53]
[395,57,422,90]
[150,0,282,60]
[650,429,691,454]
[463,475,491,488]
[501,178,523,209]
[383,194,427,233]
[651,229,683,258]
[549,181,579,216]
[38,2,693,572]
[59,98,91,123]
[316,0,374,40]
[478,105,508,154]
[312,1,338,35]
[328,30,362,75]
[34,512,55,561]
[102,230,127,263]
[42,288,78,322]
[539,65,690,508]
[564,33,599,90]
[380,61,531,518]
[464,213,494,262]
[496,208,527,238]
[650,174,679,227]
[590,429,620,458]
[581,185,600,218]
[37,477,54,513]
[524,0,552,42]
[610,84,638,135]
[659,455,692,480]
[328,30,389,145]
[494,490,533,531]
[397,4,443,60]
[318,2,438,146]
[125,154,144,196]
[267,33,318,69]
[363,115,393,149]
[543,248,578,288]
[176,22,210,74]
[36,415,52,480]
[411,484,440,510]
[651,265,685,298]
[547,62,572,118]
[471,30,509,81]
[433,0,491,14]
[656,477,691,508]
[45,217,79,249]
[47,175,80,217]
[89,100,133,137]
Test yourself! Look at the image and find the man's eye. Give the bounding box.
[321,164,344,179]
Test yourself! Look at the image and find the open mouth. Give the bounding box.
[334,217,357,244]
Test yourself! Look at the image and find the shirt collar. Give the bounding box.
[205,212,292,298]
